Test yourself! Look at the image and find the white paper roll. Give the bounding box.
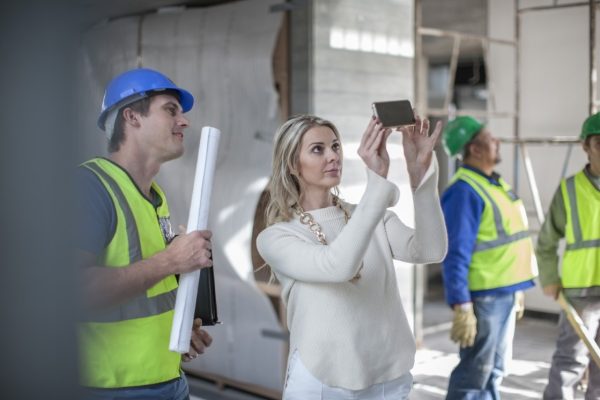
[169,126,221,353]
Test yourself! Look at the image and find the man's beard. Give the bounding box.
[494,149,501,164]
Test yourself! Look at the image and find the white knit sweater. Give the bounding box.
[257,163,447,390]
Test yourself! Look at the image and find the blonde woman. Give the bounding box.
[257,114,447,399]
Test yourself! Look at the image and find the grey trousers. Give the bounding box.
[544,298,600,400]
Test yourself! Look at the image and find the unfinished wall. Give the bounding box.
[488,0,595,312]
[519,2,593,313]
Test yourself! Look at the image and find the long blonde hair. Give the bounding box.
[265,115,341,226]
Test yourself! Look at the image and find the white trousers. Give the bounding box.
[283,350,413,400]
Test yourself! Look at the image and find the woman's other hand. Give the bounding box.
[398,111,441,190]
[358,117,392,178]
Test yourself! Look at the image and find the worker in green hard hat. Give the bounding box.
[538,112,600,399]
[440,116,538,399]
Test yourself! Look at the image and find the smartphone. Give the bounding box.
[371,100,415,128]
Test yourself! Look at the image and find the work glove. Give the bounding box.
[450,303,477,348]
[514,291,525,320]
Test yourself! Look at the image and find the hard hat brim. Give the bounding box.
[97,88,195,131]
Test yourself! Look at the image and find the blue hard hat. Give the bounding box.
[97,68,194,130]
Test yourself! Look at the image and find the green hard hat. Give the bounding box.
[581,112,600,140]
[442,116,484,157]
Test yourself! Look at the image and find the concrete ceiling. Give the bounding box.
[79,0,245,27]
[78,0,486,62]
[420,0,487,63]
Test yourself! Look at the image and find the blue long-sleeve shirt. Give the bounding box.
[441,165,534,306]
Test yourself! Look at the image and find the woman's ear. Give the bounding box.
[289,161,299,177]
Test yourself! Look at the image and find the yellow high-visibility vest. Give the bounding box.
[79,158,180,388]
[452,168,538,291]
[560,170,600,288]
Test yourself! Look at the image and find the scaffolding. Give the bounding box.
[412,0,599,344]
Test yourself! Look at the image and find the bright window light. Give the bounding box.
[373,34,388,54]
[388,37,401,56]
[329,27,413,58]
[398,40,414,58]
[344,29,360,51]
[330,28,344,49]
[360,32,374,52]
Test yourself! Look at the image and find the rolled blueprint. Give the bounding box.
[169,126,221,353]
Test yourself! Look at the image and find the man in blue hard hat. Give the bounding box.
[441,116,538,399]
[538,112,600,399]
[76,68,213,399]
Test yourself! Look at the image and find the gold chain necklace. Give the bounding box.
[294,196,363,281]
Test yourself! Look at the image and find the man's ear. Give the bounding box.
[582,138,590,154]
[467,141,480,159]
[122,107,141,127]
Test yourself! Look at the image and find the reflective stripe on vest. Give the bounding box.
[565,176,600,251]
[86,162,142,263]
[561,170,600,289]
[451,167,537,291]
[460,175,531,252]
[84,162,176,323]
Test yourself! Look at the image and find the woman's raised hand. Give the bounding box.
[358,117,392,178]
[398,111,441,190]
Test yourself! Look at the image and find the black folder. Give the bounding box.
[194,266,219,325]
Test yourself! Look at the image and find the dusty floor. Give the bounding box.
[190,299,583,399]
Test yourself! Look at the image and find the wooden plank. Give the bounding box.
[557,292,600,369]
[187,371,282,400]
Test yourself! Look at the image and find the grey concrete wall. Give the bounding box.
[1,2,81,398]
[312,0,417,329]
